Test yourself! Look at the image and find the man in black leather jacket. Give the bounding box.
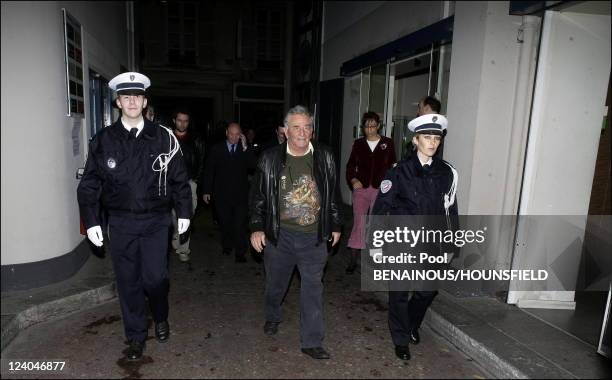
[249,105,342,360]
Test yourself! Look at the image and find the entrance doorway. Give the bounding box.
[338,44,452,204]
[148,96,214,140]
[385,44,452,160]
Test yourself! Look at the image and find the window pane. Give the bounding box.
[183,50,196,64]
[67,23,74,41]
[184,19,195,33]
[168,3,179,17]
[168,17,179,31]
[74,31,81,47]
[257,10,267,23]
[369,63,387,116]
[168,33,180,49]
[168,49,180,63]
[183,2,196,16]
[184,33,195,48]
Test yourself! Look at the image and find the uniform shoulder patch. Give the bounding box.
[380,179,392,193]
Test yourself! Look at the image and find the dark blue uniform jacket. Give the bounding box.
[372,153,458,218]
[77,118,192,229]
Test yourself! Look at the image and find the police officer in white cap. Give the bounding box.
[78,72,192,361]
[372,105,459,361]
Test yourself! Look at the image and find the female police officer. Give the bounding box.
[78,72,192,361]
[371,113,458,361]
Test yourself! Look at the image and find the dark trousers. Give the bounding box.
[108,213,171,343]
[214,198,248,256]
[388,290,438,346]
[264,229,328,348]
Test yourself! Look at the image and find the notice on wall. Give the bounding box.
[72,119,81,156]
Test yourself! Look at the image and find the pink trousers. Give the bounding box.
[347,186,379,249]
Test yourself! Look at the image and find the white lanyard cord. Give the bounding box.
[151,125,182,196]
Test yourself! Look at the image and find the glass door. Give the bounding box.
[384,44,452,160]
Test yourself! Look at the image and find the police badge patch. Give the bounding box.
[380,179,392,193]
[107,158,117,169]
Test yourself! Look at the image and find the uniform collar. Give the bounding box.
[121,116,144,137]
[418,155,433,166]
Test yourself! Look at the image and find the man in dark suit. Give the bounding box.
[202,122,254,262]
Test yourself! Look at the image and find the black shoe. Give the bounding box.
[395,345,410,360]
[235,255,247,263]
[126,340,145,361]
[263,321,279,335]
[155,320,170,343]
[409,328,420,345]
[301,347,331,359]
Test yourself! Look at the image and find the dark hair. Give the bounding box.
[361,111,380,126]
[173,107,191,119]
[421,96,441,113]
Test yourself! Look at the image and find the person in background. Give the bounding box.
[144,104,156,122]
[260,124,286,152]
[202,122,254,263]
[171,108,205,262]
[345,111,396,274]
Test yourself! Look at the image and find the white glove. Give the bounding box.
[178,218,190,235]
[87,225,104,247]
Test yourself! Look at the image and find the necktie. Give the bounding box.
[231,144,236,154]
[129,128,138,140]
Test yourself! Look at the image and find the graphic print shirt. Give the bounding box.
[279,152,321,233]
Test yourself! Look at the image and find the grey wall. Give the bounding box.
[1,1,128,267]
[445,1,527,215]
[321,1,444,81]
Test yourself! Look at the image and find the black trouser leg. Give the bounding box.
[263,233,297,323]
[214,200,234,252]
[408,291,438,331]
[294,234,328,348]
[140,215,171,323]
[109,214,170,343]
[388,291,411,346]
[232,202,248,257]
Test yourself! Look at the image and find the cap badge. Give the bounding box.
[107,158,117,169]
[432,116,438,122]
[130,74,135,81]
